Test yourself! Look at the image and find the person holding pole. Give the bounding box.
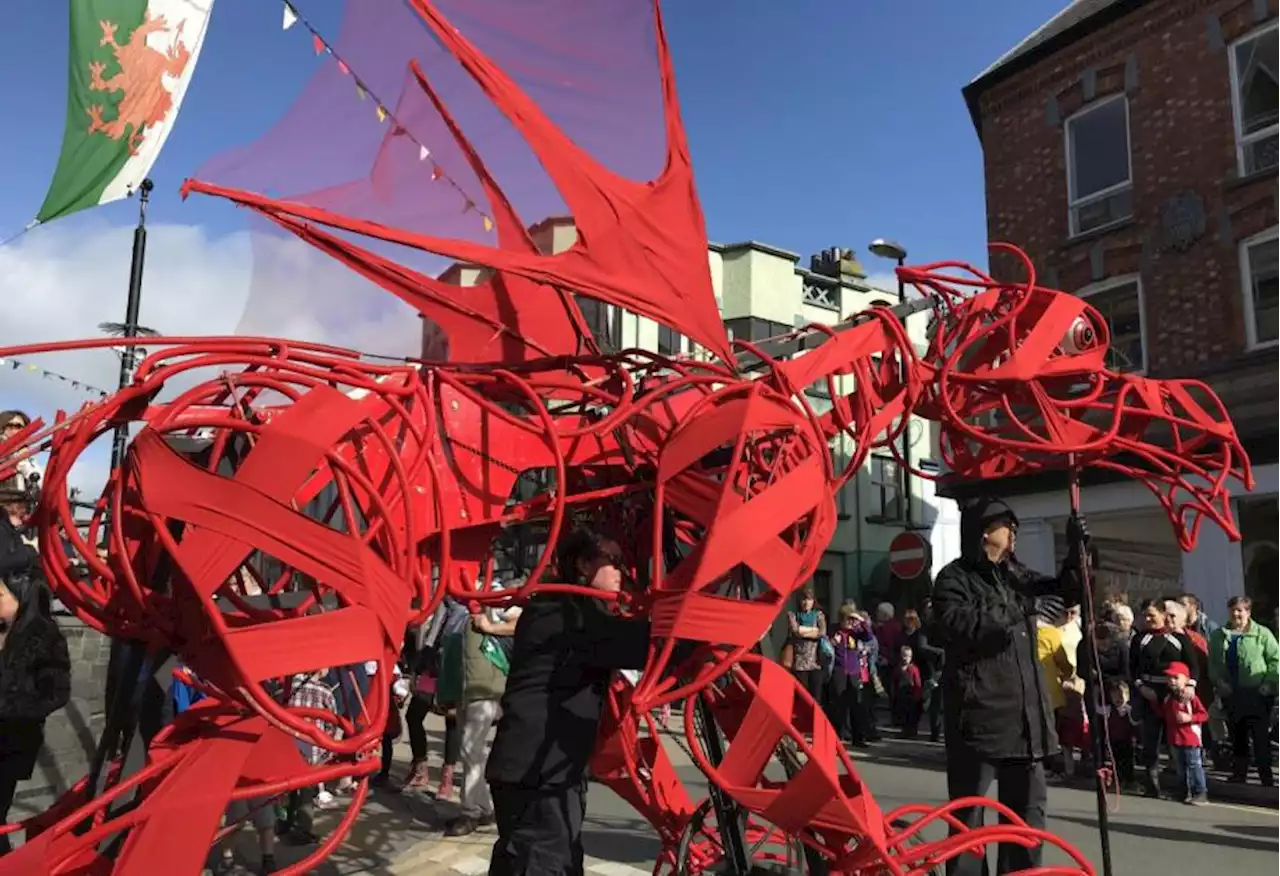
[930,497,1088,876]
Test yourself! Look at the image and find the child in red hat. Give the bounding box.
[1160,661,1209,804]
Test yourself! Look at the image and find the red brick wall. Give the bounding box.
[977,0,1278,374]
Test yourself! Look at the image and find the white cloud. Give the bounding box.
[0,218,425,498]
[863,271,899,299]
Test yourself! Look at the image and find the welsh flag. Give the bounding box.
[36,0,216,224]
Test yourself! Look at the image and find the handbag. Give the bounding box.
[780,642,795,670]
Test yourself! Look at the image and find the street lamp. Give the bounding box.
[869,238,913,528]
[868,238,908,304]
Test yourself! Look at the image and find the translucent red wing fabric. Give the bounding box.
[188,0,731,365]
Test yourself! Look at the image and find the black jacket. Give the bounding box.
[931,499,1082,762]
[0,615,72,778]
[1130,627,1199,702]
[1078,629,1130,715]
[486,594,649,789]
[904,627,944,680]
[0,516,37,580]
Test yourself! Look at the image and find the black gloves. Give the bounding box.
[1032,594,1067,625]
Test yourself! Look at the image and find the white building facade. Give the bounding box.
[430,218,958,613]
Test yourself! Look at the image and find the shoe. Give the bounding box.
[478,811,496,827]
[1188,793,1209,806]
[259,854,278,875]
[281,828,321,846]
[401,760,431,793]
[435,767,456,801]
[1141,770,1162,799]
[371,773,390,788]
[314,791,342,811]
[444,817,478,837]
[1260,769,1275,788]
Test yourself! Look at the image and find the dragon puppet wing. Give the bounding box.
[185,0,731,367]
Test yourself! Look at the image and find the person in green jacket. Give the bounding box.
[1209,595,1279,786]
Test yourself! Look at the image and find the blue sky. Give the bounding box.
[1,0,1066,262]
[0,0,1066,493]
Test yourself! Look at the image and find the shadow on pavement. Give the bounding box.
[582,812,662,865]
[1053,813,1279,853]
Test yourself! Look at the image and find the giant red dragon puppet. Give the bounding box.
[0,1,1251,874]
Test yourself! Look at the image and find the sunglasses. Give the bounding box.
[4,421,26,429]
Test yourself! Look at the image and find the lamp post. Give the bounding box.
[868,238,912,529]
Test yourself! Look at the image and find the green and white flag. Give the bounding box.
[36,0,215,224]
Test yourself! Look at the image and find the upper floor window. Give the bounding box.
[575,296,622,351]
[1241,227,1278,349]
[1078,275,1146,373]
[1065,95,1133,236]
[658,325,684,356]
[1229,21,1279,176]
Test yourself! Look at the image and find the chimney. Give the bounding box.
[809,247,866,280]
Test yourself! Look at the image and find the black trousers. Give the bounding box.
[489,782,587,876]
[793,668,824,706]
[944,755,1047,876]
[826,673,871,744]
[927,682,944,742]
[1230,701,1274,775]
[0,768,18,856]
[405,694,461,765]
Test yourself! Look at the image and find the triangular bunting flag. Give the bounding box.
[431,166,442,181]
[312,34,325,55]
[355,83,367,100]
[376,105,388,123]
[337,60,350,76]
[282,1,298,30]
[482,215,494,232]
[419,145,430,161]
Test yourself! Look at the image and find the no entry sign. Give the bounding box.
[889,531,930,579]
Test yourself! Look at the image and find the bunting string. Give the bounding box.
[0,356,110,399]
[281,1,496,234]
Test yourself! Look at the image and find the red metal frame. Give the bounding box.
[0,2,1252,874]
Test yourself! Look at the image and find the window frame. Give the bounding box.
[1077,273,1148,375]
[1063,94,1134,238]
[868,454,905,523]
[1240,225,1280,351]
[1228,19,1279,178]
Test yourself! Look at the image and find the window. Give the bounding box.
[658,325,684,356]
[1229,21,1279,176]
[1079,276,1145,373]
[1241,227,1279,349]
[724,317,792,342]
[575,296,621,351]
[869,455,904,522]
[1065,96,1133,236]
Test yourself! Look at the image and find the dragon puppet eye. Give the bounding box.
[1060,316,1096,355]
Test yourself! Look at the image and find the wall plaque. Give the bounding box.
[1160,191,1206,252]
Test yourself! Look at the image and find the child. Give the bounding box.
[892,645,923,738]
[1160,661,1209,805]
[1103,679,1136,789]
[373,664,412,787]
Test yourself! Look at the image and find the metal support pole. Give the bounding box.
[1067,462,1114,876]
[109,178,153,472]
[88,179,153,809]
[895,257,913,529]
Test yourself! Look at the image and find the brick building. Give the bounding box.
[956,0,1278,620]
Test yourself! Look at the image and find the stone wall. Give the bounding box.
[10,616,111,820]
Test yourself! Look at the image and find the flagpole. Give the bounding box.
[109,179,153,472]
[88,179,154,806]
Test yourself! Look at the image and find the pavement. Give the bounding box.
[211,719,1277,876]
[11,716,1277,874]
